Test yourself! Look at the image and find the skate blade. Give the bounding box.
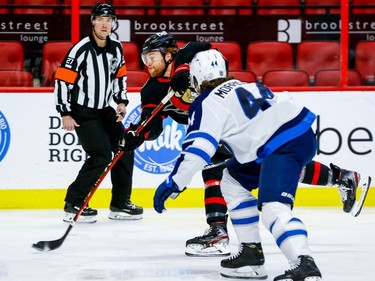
[185,243,230,257]
[108,212,142,220]
[350,176,371,217]
[220,265,268,279]
[63,214,97,223]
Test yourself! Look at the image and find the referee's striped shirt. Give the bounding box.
[54,34,128,116]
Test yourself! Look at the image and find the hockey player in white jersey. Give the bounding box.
[153,49,322,280]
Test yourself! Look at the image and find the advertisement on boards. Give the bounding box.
[0,91,374,190]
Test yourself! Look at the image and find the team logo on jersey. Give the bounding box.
[110,57,119,74]
[124,105,186,174]
[0,111,11,162]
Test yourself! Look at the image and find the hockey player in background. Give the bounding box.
[121,32,370,259]
[152,49,370,280]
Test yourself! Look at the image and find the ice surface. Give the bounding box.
[1,207,374,281]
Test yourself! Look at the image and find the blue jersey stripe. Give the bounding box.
[276,229,308,247]
[184,131,219,148]
[231,215,260,225]
[184,147,211,164]
[256,109,316,162]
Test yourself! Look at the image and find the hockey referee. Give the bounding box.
[54,2,142,223]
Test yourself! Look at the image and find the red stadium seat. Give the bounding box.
[0,42,24,71]
[246,41,293,81]
[0,0,9,14]
[112,0,156,15]
[355,41,375,85]
[352,0,375,14]
[13,0,59,14]
[314,69,362,86]
[262,70,310,87]
[122,42,141,70]
[228,71,257,83]
[63,0,104,14]
[296,41,340,83]
[159,0,205,15]
[209,0,253,15]
[0,70,33,87]
[212,42,243,71]
[177,41,187,49]
[256,0,301,15]
[41,41,72,86]
[304,0,341,15]
[126,70,149,88]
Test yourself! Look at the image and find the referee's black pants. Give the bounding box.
[65,105,134,209]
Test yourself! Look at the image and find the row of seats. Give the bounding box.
[0,0,374,15]
[1,40,374,87]
[0,68,364,87]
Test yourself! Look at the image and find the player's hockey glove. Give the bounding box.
[170,63,190,94]
[118,123,145,151]
[154,175,185,213]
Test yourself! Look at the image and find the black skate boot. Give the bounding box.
[274,255,321,281]
[108,200,143,220]
[330,163,371,216]
[330,163,360,213]
[63,203,98,223]
[185,219,230,257]
[220,242,267,279]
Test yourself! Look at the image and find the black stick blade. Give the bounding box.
[32,238,63,251]
[32,225,73,252]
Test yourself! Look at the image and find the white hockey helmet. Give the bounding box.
[189,49,227,93]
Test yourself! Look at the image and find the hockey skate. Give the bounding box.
[108,200,143,220]
[63,203,98,223]
[330,163,371,217]
[274,255,321,281]
[185,220,230,257]
[220,242,267,279]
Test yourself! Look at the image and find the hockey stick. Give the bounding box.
[32,89,176,252]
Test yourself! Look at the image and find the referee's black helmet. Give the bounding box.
[91,2,117,22]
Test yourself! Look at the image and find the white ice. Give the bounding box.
[1,207,374,281]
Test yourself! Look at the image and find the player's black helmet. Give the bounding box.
[91,2,117,22]
[142,31,178,55]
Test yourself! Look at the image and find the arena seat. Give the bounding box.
[13,0,59,14]
[212,41,243,71]
[228,70,257,83]
[296,41,340,84]
[0,42,24,71]
[63,0,100,14]
[355,41,375,85]
[208,0,253,15]
[0,0,9,14]
[112,0,156,15]
[256,0,301,15]
[304,0,341,15]
[159,0,205,15]
[126,70,149,88]
[314,69,362,86]
[352,0,375,14]
[246,41,293,81]
[0,70,33,87]
[177,41,187,49]
[262,70,310,87]
[41,41,72,86]
[122,42,141,70]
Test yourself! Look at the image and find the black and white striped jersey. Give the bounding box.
[54,34,128,116]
